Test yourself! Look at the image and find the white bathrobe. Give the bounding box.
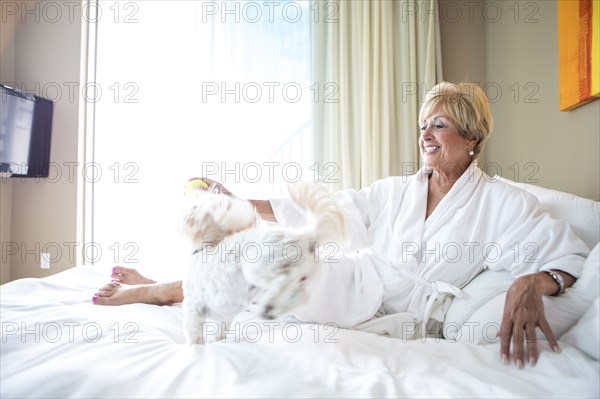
[270,162,589,338]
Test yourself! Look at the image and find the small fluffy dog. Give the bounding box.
[180,181,345,344]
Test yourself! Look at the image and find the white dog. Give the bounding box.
[180,181,345,344]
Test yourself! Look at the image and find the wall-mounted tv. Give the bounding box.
[0,84,54,178]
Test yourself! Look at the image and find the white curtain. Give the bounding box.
[312,0,443,190]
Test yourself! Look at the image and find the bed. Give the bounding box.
[1,177,599,398]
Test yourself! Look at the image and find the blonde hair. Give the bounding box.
[419,82,493,158]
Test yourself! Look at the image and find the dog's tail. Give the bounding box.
[287,181,346,245]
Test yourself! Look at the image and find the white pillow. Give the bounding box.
[561,297,600,360]
[444,243,599,343]
[443,269,513,341]
[448,292,505,343]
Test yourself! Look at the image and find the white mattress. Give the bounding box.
[1,264,598,398]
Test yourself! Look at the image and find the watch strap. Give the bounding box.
[543,270,565,296]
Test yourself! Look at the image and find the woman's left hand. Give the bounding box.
[499,274,560,368]
[187,177,237,198]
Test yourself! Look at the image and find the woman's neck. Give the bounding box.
[425,162,470,219]
[428,161,470,184]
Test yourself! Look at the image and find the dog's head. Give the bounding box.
[181,190,258,248]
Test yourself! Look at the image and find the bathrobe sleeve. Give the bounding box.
[270,180,390,252]
[269,180,401,327]
[481,182,588,279]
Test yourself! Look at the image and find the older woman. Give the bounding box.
[94,82,589,368]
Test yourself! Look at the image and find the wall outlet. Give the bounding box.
[41,253,50,269]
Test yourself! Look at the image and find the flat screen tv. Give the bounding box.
[0,84,54,178]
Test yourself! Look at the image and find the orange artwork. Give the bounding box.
[558,0,600,111]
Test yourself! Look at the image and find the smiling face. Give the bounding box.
[419,104,476,179]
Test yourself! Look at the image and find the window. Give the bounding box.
[88,1,312,276]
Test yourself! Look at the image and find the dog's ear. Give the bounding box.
[183,202,229,246]
[184,210,214,244]
[181,192,258,246]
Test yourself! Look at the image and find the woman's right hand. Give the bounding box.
[188,177,277,222]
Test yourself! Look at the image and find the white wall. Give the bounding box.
[1,1,82,281]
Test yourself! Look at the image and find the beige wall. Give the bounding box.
[1,5,16,284]
[1,1,82,282]
[438,0,487,165]
[439,0,486,84]
[0,179,11,283]
[441,0,600,199]
[484,0,599,199]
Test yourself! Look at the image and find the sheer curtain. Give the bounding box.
[312,0,443,190]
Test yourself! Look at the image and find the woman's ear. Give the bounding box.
[467,138,479,151]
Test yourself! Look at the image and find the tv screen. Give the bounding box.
[0,84,54,178]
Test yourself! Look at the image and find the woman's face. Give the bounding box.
[419,104,476,177]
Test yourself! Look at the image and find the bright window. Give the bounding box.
[89,1,312,277]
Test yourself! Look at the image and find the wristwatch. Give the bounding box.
[543,270,565,296]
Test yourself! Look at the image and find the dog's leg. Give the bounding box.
[208,320,227,343]
[182,299,213,344]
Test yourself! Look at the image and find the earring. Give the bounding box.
[468,148,474,156]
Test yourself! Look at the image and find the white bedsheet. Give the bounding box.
[1,264,598,398]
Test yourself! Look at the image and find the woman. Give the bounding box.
[94,82,589,368]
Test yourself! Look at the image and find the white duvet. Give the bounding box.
[1,264,598,398]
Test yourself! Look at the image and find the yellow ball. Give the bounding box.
[186,179,209,193]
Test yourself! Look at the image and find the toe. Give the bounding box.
[93,295,111,305]
[99,282,119,292]
[96,290,111,297]
[112,266,124,274]
[112,266,135,275]
[111,266,126,279]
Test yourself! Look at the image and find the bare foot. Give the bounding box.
[110,266,156,285]
[92,281,183,306]
[92,282,154,306]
